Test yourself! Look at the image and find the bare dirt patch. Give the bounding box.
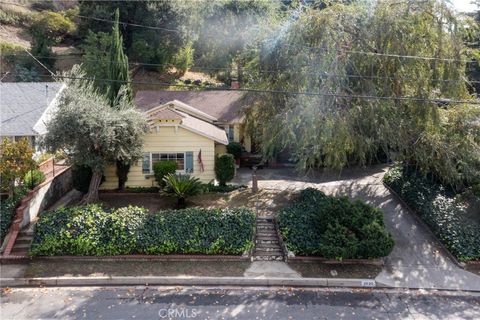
[0,25,30,47]
[99,188,297,216]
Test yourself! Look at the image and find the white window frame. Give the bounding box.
[143,152,187,174]
[224,125,234,143]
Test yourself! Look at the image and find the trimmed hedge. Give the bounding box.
[215,154,235,186]
[153,160,177,187]
[30,205,256,256]
[278,188,394,259]
[201,183,246,193]
[384,166,480,262]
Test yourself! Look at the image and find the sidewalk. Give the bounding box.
[0,258,478,291]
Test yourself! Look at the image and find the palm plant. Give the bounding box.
[162,173,202,207]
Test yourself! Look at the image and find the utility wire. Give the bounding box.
[5,53,479,84]
[23,49,55,76]
[20,73,480,106]
[1,0,478,65]
[11,52,480,106]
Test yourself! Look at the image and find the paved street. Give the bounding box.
[1,286,479,320]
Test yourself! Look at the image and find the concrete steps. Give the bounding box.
[10,228,33,256]
[253,217,284,261]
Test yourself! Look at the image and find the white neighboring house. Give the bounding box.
[0,82,65,150]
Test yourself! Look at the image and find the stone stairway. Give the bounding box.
[10,227,34,256]
[253,217,284,261]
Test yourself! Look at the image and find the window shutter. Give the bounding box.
[228,127,234,142]
[185,151,194,173]
[142,153,151,174]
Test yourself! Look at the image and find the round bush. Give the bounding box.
[278,188,394,259]
[215,154,235,186]
[153,161,177,187]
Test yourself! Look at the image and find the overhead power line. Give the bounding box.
[0,1,477,65]
[282,43,476,64]
[18,73,479,106]
[5,53,479,85]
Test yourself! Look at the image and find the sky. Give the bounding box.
[452,0,477,13]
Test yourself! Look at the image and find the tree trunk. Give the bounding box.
[8,180,15,199]
[80,169,103,204]
[177,197,186,208]
[116,160,130,190]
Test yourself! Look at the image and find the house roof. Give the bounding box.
[0,82,64,136]
[147,107,228,145]
[135,90,249,123]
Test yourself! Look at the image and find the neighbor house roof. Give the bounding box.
[146,107,228,145]
[0,82,65,136]
[135,90,249,123]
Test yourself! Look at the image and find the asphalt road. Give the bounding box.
[1,287,479,320]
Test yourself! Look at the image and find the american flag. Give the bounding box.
[197,149,204,172]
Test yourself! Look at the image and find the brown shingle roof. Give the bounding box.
[135,90,248,123]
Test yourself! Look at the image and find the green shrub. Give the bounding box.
[277,188,394,259]
[0,42,25,65]
[30,35,56,70]
[14,65,40,82]
[125,186,160,193]
[30,205,255,256]
[0,199,17,245]
[226,142,243,160]
[215,154,235,186]
[173,42,194,75]
[0,8,33,27]
[29,11,76,44]
[162,173,202,207]
[153,161,177,187]
[24,170,46,189]
[384,165,480,262]
[201,182,246,193]
[0,187,29,244]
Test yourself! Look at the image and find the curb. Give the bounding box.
[287,256,384,265]
[1,255,251,264]
[0,276,376,288]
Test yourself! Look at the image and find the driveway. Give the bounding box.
[233,165,480,291]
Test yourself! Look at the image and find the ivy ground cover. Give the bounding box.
[30,205,255,256]
[278,188,394,260]
[384,166,480,262]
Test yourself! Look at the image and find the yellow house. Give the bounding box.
[100,90,251,189]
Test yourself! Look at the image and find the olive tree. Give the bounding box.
[44,67,147,203]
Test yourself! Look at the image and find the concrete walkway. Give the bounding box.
[233,166,480,291]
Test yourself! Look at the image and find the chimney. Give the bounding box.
[231,77,240,89]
